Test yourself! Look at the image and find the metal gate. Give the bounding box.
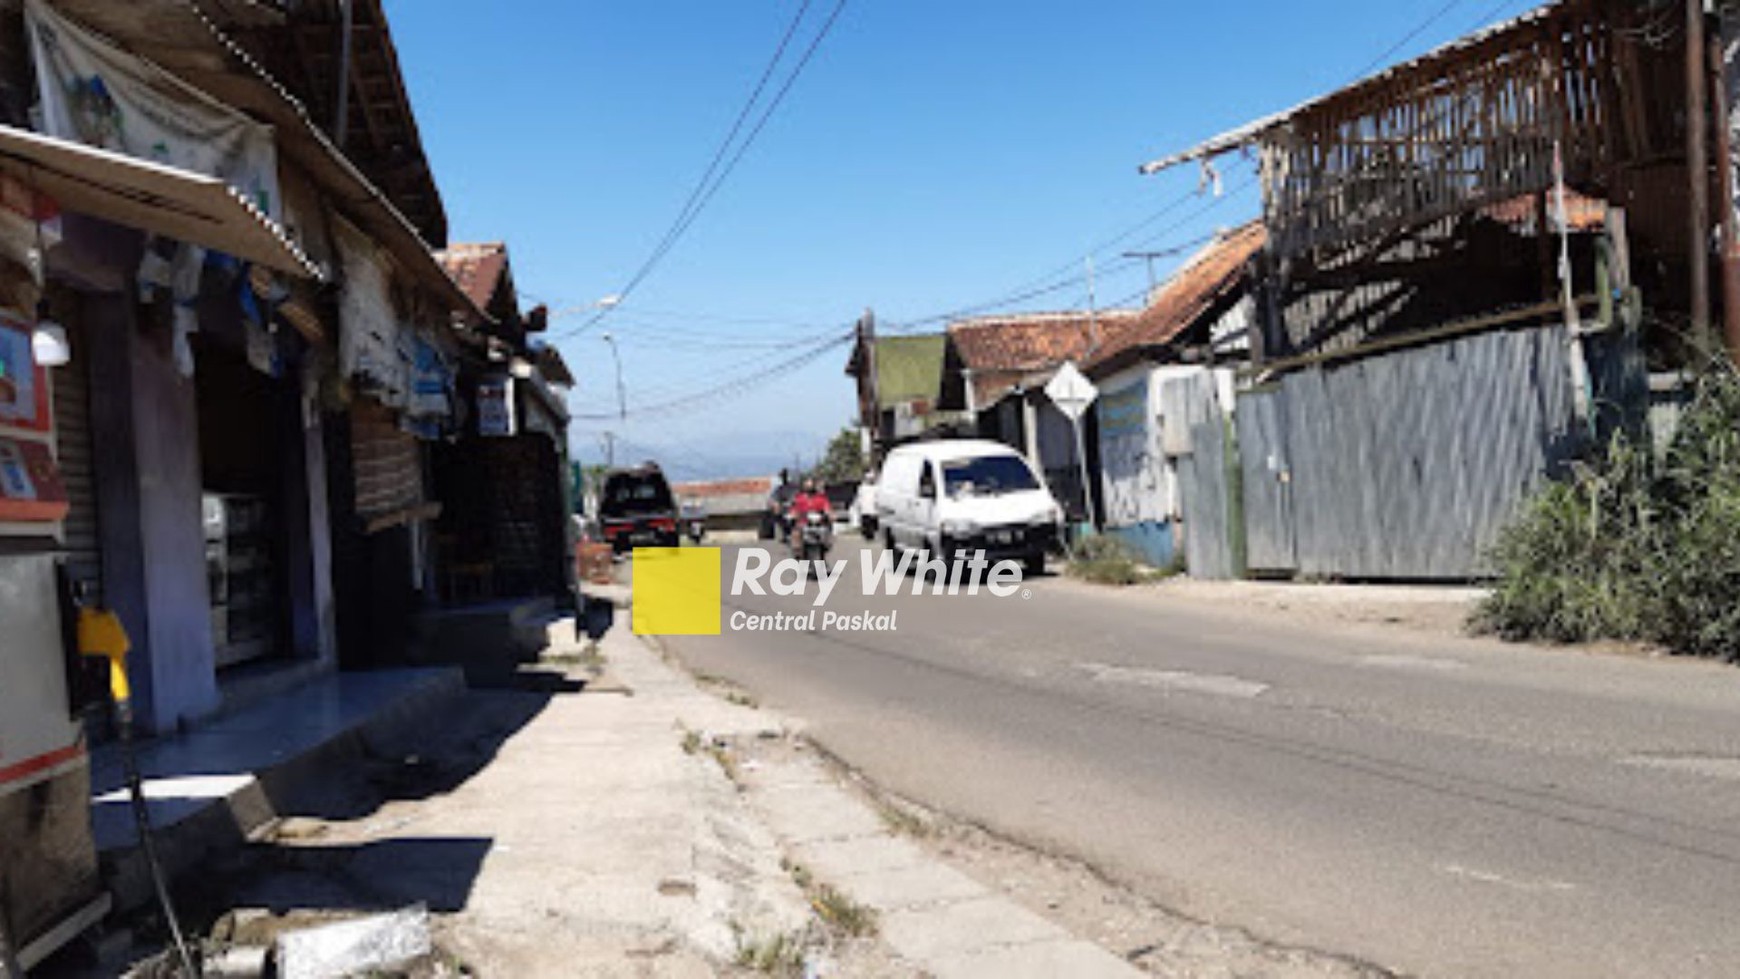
[1179,416,1237,580]
[1236,389,1296,575]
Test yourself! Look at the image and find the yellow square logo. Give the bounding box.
[632,548,722,636]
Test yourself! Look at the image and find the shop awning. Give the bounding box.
[0,124,321,279]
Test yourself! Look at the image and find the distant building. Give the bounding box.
[673,476,778,532]
[844,333,970,463]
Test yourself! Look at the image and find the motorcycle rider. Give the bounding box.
[790,477,833,523]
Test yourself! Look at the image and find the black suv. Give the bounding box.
[599,464,680,554]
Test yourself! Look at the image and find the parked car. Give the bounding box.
[599,464,680,554]
[851,477,879,537]
[877,440,1060,574]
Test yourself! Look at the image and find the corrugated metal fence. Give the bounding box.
[1239,325,1579,580]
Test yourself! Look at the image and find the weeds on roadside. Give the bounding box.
[876,800,933,839]
[1066,535,1175,587]
[1474,363,1740,660]
[809,884,877,938]
[731,924,807,976]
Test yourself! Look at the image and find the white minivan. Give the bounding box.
[876,440,1062,573]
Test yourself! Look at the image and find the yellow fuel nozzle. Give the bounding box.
[78,607,132,704]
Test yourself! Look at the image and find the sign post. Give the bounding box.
[1044,362,1100,529]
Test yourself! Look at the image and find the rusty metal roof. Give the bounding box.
[45,0,484,324]
[1139,1,1569,175]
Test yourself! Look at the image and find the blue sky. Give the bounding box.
[388,0,1532,478]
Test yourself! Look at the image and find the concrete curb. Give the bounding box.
[623,632,1145,978]
[101,668,466,913]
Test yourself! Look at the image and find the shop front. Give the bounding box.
[431,368,572,607]
[0,109,322,970]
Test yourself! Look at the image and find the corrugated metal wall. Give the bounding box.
[1250,325,1577,580]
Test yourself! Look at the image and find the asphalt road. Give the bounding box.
[660,538,1740,979]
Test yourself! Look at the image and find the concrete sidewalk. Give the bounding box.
[581,629,1143,978]
[184,621,1147,976]
[91,667,463,912]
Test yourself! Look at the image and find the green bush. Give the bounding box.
[1474,366,1740,660]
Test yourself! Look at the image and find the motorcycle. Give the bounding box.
[795,510,833,566]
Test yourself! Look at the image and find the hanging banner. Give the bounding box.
[334,216,407,405]
[407,333,454,426]
[25,0,281,220]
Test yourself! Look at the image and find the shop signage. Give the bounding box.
[0,313,50,433]
[477,376,515,437]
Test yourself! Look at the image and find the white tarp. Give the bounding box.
[25,0,280,220]
[334,215,406,406]
[26,0,284,375]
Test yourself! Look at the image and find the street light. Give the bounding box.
[600,331,627,422]
[545,294,622,323]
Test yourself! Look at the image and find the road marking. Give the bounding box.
[1620,755,1740,781]
[1360,654,1466,672]
[1076,664,1269,699]
[1437,863,1576,894]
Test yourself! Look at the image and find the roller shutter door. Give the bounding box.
[52,321,101,605]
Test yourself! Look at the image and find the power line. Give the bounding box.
[1348,0,1472,81]
[570,330,854,422]
[883,175,1257,335]
[558,0,851,342]
[554,0,814,340]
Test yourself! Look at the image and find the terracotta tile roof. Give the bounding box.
[1086,222,1265,371]
[673,477,775,498]
[435,242,509,311]
[949,310,1140,407]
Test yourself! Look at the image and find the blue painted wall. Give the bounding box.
[90,295,218,734]
[1106,521,1176,570]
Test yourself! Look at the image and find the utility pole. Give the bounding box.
[1085,256,1100,356]
[601,432,616,469]
[857,309,880,464]
[1128,251,1160,296]
[1688,0,1714,347]
[334,0,354,149]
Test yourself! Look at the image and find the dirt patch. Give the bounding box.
[1145,578,1485,639]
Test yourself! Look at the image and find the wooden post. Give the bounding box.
[1687,0,1714,346]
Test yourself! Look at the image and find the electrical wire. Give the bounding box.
[569,330,854,422]
[558,0,852,341]
[553,0,814,340]
[882,175,1258,335]
[1348,0,1473,81]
